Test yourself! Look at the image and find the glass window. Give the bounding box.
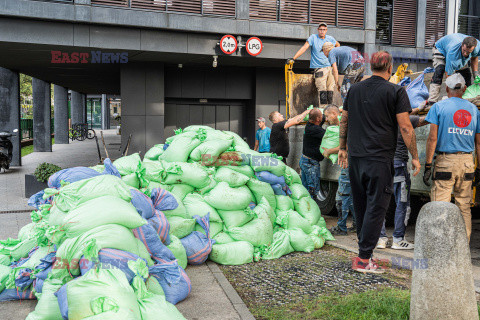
[376,0,393,45]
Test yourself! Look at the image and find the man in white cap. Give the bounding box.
[254,117,271,153]
[423,73,480,241]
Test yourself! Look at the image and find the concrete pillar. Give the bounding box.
[32,78,52,152]
[446,0,460,35]
[101,94,110,130]
[53,85,69,144]
[416,0,427,48]
[0,67,21,166]
[410,202,478,320]
[236,0,249,20]
[364,0,377,75]
[71,91,85,125]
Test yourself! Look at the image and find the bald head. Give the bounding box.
[309,108,323,124]
[324,105,340,125]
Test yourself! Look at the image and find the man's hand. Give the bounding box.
[338,149,348,169]
[336,83,341,92]
[411,158,421,177]
[323,148,332,158]
[286,58,295,65]
[423,163,432,186]
[474,168,480,187]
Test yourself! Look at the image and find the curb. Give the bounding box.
[206,261,256,320]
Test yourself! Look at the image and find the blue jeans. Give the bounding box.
[299,155,321,197]
[380,160,411,242]
[335,168,356,232]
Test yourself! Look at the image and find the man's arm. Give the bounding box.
[323,146,340,158]
[331,62,340,91]
[254,140,259,151]
[397,112,421,176]
[471,56,478,74]
[426,123,438,165]
[417,116,428,127]
[292,42,310,61]
[284,110,310,129]
[335,41,340,47]
[338,110,348,168]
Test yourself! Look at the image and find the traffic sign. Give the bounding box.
[246,37,263,56]
[220,35,238,55]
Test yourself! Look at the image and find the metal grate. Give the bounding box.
[249,0,278,21]
[310,0,336,26]
[91,0,128,7]
[279,0,308,23]
[425,0,446,47]
[376,0,392,44]
[392,0,417,47]
[130,0,166,10]
[337,0,364,28]
[203,0,236,16]
[458,15,480,39]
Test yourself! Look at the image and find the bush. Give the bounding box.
[34,162,62,182]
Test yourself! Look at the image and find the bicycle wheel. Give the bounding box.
[87,129,96,140]
[77,129,86,141]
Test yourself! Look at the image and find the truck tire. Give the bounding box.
[316,180,338,216]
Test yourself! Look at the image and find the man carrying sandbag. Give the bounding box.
[428,34,480,103]
[423,73,480,242]
[322,43,366,102]
[338,51,420,274]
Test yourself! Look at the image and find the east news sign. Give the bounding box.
[219,35,263,56]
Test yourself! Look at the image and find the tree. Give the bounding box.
[20,73,32,105]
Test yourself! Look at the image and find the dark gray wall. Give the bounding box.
[71,91,85,124]
[0,67,20,166]
[54,85,69,144]
[255,68,286,128]
[32,78,52,152]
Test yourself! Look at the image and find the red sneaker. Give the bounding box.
[352,257,385,274]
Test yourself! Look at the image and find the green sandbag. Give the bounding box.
[275,210,313,234]
[145,277,165,296]
[311,224,335,241]
[320,125,340,164]
[113,153,142,175]
[43,175,132,212]
[167,235,187,270]
[247,178,276,210]
[0,237,37,261]
[90,165,105,173]
[195,221,224,238]
[209,241,254,265]
[289,183,310,200]
[0,254,10,266]
[218,208,255,229]
[227,209,273,247]
[284,166,302,185]
[189,139,233,162]
[169,184,195,201]
[18,223,35,241]
[0,264,11,292]
[212,232,235,245]
[254,197,276,225]
[50,196,147,239]
[167,216,196,239]
[211,151,246,167]
[285,228,315,252]
[261,230,294,260]
[293,196,322,225]
[163,194,189,219]
[142,161,165,183]
[276,195,294,211]
[251,153,286,177]
[139,293,186,320]
[214,167,250,187]
[144,144,165,161]
[183,193,222,222]
[317,216,327,229]
[26,279,63,320]
[12,245,53,271]
[310,232,326,249]
[463,76,480,99]
[162,162,210,189]
[224,165,255,178]
[160,132,204,163]
[121,173,140,188]
[183,125,214,133]
[196,175,217,195]
[223,130,250,150]
[64,268,140,320]
[204,182,253,210]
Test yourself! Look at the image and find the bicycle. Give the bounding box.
[69,124,96,141]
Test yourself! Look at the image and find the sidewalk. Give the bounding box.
[0,131,254,320]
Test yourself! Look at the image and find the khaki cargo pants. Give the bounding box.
[314,67,335,91]
[430,153,475,240]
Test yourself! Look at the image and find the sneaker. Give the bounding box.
[391,240,414,250]
[352,257,385,274]
[376,237,388,249]
[329,226,347,236]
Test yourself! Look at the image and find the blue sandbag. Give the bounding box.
[163,144,169,150]
[151,188,178,211]
[130,188,155,219]
[255,171,287,187]
[398,76,411,87]
[133,224,176,263]
[103,158,121,177]
[271,184,287,196]
[34,277,45,293]
[27,190,52,209]
[0,289,35,301]
[148,210,171,245]
[15,250,56,291]
[149,263,191,305]
[180,214,214,265]
[55,282,69,319]
[15,268,34,291]
[406,67,435,109]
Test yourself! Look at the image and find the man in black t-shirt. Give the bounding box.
[337,51,420,274]
[268,109,310,162]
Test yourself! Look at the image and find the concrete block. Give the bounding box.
[32,78,52,152]
[146,116,165,148]
[74,4,91,22]
[141,30,188,53]
[89,25,141,50]
[121,115,146,156]
[0,17,74,45]
[145,65,165,116]
[120,65,146,116]
[73,24,90,47]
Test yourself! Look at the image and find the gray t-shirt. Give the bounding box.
[394,115,420,162]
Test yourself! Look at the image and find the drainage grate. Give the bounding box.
[0,209,32,214]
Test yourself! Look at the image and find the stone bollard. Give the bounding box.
[410,201,478,320]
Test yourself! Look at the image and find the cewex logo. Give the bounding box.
[51,51,129,64]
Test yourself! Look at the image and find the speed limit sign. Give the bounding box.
[220,35,237,55]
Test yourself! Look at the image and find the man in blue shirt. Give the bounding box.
[423,73,480,241]
[254,117,271,153]
[323,43,366,101]
[287,23,340,105]
[429,34,480,103]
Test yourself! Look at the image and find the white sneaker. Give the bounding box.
[391,240,414,250]
[376,237,388,249]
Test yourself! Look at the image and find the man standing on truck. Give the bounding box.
[338,51,421,274]
[423,73,480,242]
[428,34,480,103]
[268,109,310,163]
[322,43,366,102]
[376,115,428,250]
[254,117,271,153]
[287,23,340,105]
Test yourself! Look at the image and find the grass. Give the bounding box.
[21,138,55,157]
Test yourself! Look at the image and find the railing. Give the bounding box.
[458,15,480,40]
[92,0,236,17]
[20,119,54,141]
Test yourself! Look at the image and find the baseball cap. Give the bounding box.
[318,22,328,28]
[256,117,266,122]
[445,73,466,90]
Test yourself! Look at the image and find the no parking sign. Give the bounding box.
[220,35,238,54]
[246,37,263,56]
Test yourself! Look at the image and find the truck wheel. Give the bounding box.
[316,180,338,216]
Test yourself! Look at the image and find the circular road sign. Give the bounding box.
[246,37,263,56]
[220,35,238,55]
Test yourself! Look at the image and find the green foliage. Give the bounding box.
[34,162,62,182]
[20,74,32,105]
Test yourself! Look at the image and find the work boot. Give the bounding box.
[428,83,441,103]
[327,91,334,104]
[329,225,347,236]
[319,91,328,105]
